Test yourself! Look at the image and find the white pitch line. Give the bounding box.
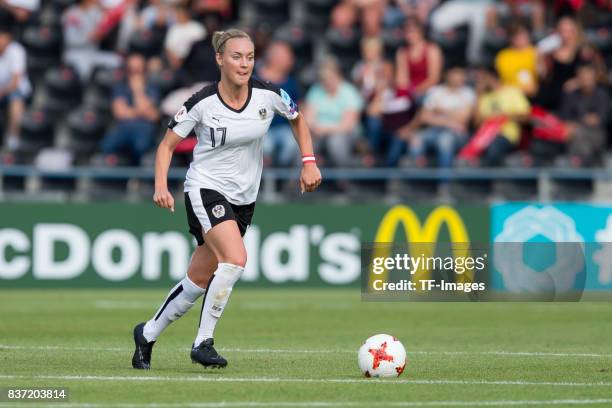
[92,301,155,310]
[409,350,612,358]
[2,400,612,408]
[0,345,125,352]
[0,374,610,387]
[2,344,612,359]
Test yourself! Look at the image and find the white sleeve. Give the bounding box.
[270,88,299,121]
[168,103,202,138]
[10,45,26,76]
[423,87,440,109]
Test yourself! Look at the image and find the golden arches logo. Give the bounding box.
[369,205,474,291]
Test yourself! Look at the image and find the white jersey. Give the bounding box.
[169,78,299,205]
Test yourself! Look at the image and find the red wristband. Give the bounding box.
[302,155,316,164]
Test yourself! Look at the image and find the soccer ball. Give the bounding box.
[358,334,406,377]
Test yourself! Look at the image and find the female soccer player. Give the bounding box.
[132,29,322,370]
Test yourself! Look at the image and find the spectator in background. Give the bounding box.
[0,0,39,24]
[0,25,30,151]
[495,23,538,97]
[553,0,611,25]
[355,0,385,37]
[191,0,236,23]
[536,16,590,111]
[560,64,610,166]
[352,36,386,101]
[475,67,531,166]
[62,0,122,81]
[430,0,490,65]
[303,58,364,167]
[257,41,301,167]
[486,0,545,34]
[330,1,358,33]
[401,66,474,168]
[576,41,608,86]
[140,0,177,30]
[395,17,443,101]
[160,17,220,118]
[100,53,160,165]
[108,0,145,54]
[164,3,206,70]
[177,39,217,88]
[365,61,413,165]
[384,0,439,28]
[99,0,122,9]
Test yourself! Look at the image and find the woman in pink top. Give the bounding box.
[395,17,443,100]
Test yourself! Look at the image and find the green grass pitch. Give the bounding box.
[1,289,612,407]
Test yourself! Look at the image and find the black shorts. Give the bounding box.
[185,189,255,246]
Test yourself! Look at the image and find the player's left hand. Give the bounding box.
[300,164,322,193]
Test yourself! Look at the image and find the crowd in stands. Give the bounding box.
[0,0,611,171]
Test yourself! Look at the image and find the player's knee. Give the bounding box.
[220,253,247,268]
[214,263,244,290]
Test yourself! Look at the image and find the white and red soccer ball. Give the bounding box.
[358,334,406,378]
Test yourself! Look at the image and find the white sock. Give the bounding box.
[143,276,205,342]
[194,263,243,346]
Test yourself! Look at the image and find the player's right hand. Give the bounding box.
[153,189,175,212]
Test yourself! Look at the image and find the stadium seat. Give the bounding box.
[481,30,508,67]
[382,28,404,60]
[0,105,6,143]
[39,4,63,27]
[387,179,439,201]
[66,108,108,157]
[82,153,132,199]
[129,29,166,58]
[529,139,565,167]
[551,155,594,200]
[35,147,77,194]
[274,24,314,69]
[552,181,594,201]
[90,152,131,167]
[303,0,338,30]
[430,25,469,69]
[492,152,538,200]
[43,66,83,114]
[48,0,76,13]
[450,159,492,201]
[148,68,178,98]
[0,152,28,192]
[325,27,360,76]
[18,108,56,153]
[22,25,62,85]
[297,64,317,94]
[137,151,185,199]
[585,27,612,62]
[253,0,290,28]
[93,67,124,97]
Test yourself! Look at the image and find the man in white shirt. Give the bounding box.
[164,3,205,69]
[408,66,475,168]
[0,0,39,23]
[62,0,122,80]
[0,26,31,151]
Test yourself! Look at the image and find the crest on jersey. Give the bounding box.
[212,204,225,218]
[259,107,267,119]
[174,106,187,122]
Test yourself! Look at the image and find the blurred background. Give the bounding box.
[0,0,611,204]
